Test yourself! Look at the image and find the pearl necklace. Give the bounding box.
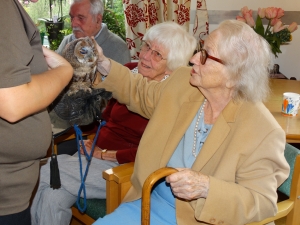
[192,99,207,157]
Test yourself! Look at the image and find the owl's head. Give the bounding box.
[62,37,99,67]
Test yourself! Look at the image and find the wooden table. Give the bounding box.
[264,79,300,143]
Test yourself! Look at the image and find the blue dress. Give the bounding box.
[93,105,212,225]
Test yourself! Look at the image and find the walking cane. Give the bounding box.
[141,167,178,225]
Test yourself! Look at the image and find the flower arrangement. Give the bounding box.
[236,7,298,57]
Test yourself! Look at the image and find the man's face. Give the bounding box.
[69,0,102,38]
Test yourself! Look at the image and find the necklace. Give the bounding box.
[192,99,207,157]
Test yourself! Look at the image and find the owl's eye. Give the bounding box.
[80,47,88,55]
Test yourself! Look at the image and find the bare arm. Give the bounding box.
[0,47,73,122]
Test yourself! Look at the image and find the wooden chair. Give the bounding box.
[72,143,299,225]
[71,162,134,225]
[45,124,97,158]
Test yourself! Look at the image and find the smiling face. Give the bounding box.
[69,0,102,38]
[137,41,172,81]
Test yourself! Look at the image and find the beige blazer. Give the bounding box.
[96,61,290,225]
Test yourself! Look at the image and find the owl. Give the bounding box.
[49,36,112,129]
[62,37,99,96]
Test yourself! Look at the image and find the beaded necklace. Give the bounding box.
[192,99,207,157]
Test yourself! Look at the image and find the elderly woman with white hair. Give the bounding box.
[92,20,290,225]
[31,21,197,225]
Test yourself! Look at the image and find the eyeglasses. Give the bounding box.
[196,41,224,65]
[140,41,167,62]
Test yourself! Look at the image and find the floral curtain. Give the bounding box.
[123,0,209,59]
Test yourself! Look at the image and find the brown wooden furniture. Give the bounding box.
[70,162,134,225]
[265,79,300,143]
[71,208,95,225]
[45,126,96,158]
[141,167,178,225]
[103,162,134,213]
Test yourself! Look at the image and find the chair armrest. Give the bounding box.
[53,130,96,143]
[140,167,295,225]
[45,129,96,157]
[103,162,134,214]
[246,200,294,225]
[52,130,95,155]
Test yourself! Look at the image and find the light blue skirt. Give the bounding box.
[93,180,177,225]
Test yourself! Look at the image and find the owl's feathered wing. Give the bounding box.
[62,37,99,96]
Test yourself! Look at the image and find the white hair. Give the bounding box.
[143,22,197,71]
[213,20,272,102]
[71,0,104,17]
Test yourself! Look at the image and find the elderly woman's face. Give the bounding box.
[189,31,229,91]
[138,41,171,81]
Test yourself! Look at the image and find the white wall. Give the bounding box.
[206,0,300,79]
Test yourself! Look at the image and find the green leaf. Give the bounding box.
[254,15,264,36]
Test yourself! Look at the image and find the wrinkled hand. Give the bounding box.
[92,37,111,76]
[79,139,99,156]
[165,168,210,200]
[42,46,70,70]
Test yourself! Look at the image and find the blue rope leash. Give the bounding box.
[74,121,106,213]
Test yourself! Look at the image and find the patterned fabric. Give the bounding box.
[123,0,209,59]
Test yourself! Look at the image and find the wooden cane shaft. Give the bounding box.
[141,167,178,225]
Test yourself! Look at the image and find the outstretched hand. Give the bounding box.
[165,168,210,200]
[92,37,111,76]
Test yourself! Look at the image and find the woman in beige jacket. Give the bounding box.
[93,20,290,225]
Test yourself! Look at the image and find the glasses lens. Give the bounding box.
[200,49,207,65]
[140,41,164,62]
[152,50,163,62]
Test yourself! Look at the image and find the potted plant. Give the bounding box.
[103,0,126,41]
[38,0,68,50]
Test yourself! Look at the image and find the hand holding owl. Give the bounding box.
[92,37,111,76]
[42,46,71,71]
